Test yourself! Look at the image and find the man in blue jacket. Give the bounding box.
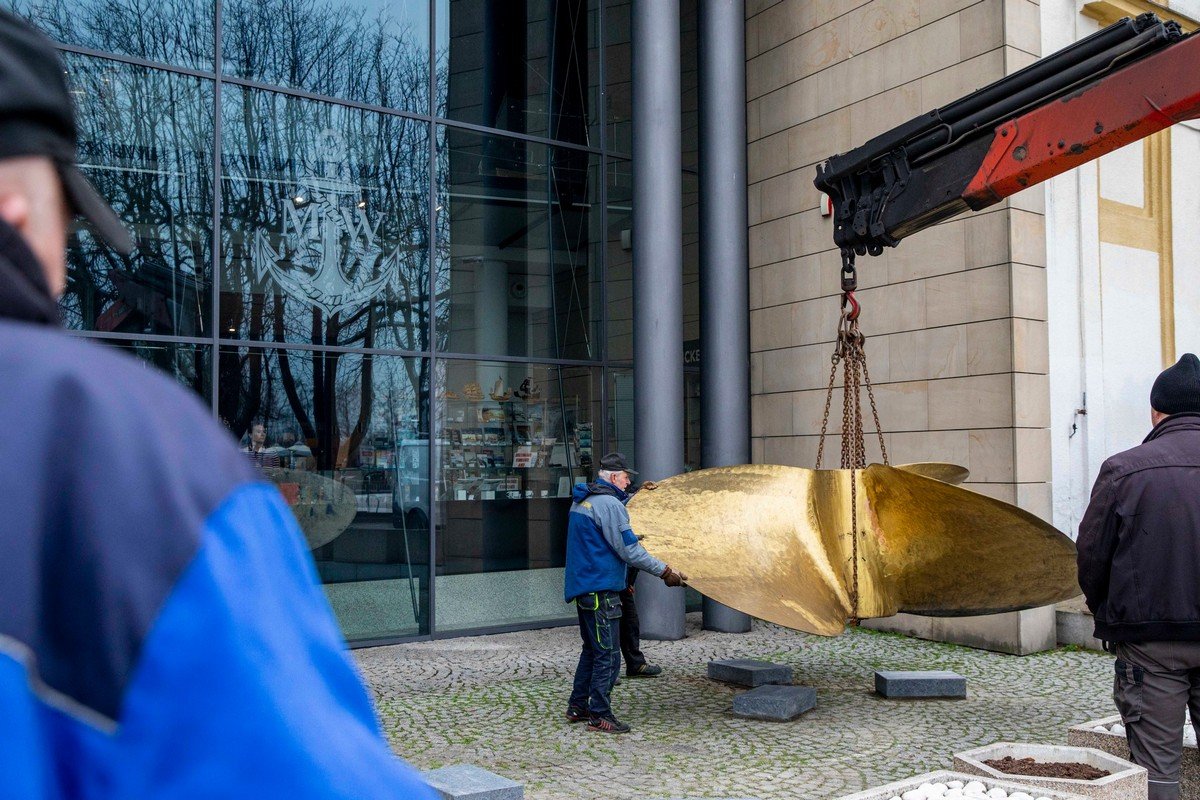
[563,452,686,734]
[0,10,435,798]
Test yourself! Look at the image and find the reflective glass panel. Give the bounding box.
[7,0,214,69]
[60,55,213,338]
[683,169,699,345]
[603,0,631,155]
[433,359,599,632]
[218,346,431,640]
[435,127,600,360]
[606,367,633,466]
[220,87,430,352]
[222,0,430,115]
[438,0,600,146]
[605,158,631,361]
[94,339,211,402]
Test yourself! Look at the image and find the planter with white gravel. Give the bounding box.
[834,769,1089,800]
[953,742,1145,800]
[1067,714,1197,799]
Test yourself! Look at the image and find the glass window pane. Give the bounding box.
[435,126,599,360]
[220,87,430,352]
[7,0,214,70]
[218,346,431,640]
[683,169,699,346]
[606,366,633,466]
[438,0,599,146]
[605,158,631,361]
[94,339,211,402]
[603,0,631,155]
[433,359,599,632]
[60,55,214,338]
[222,0,430,114]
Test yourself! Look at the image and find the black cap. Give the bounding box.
[598,452,637,476]
[0,10,132,255]
[1151,353,1200,415]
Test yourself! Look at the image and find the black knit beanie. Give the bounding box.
[1151,353,1200,415]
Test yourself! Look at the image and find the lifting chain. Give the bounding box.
[815,248,889,624]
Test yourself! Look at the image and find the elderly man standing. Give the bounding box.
[1078,353,1200,800]
[563,452,686,734]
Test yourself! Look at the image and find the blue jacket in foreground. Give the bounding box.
[0,319,436,799]
[563,480,667,602]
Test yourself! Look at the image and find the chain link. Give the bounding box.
[815,354,840,470]
[813,249,889,625]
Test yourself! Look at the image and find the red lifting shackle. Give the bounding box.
[842,290,860,321]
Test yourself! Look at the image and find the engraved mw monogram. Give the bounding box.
[253,129,398,316]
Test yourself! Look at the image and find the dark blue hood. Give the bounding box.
[572,478,628,504]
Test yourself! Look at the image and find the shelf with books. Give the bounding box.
[437,395,590,502]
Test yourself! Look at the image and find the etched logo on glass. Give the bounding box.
[253,129,397,316]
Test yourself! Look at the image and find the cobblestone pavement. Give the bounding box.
[357,615,1115,800]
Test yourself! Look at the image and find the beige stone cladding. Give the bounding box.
[747,0,1051,522]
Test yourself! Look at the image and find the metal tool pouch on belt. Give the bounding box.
[815,248,889,624]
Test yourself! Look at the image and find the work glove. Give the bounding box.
[640,480,659,491]
[661,565,688,587]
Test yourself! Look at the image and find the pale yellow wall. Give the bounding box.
[746,0,1053,517]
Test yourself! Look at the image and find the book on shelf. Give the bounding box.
[512,444,534,468]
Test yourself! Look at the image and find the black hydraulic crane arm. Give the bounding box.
[814,13,1200,258]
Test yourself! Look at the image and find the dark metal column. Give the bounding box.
[631,0,686,641]
[699,0,752,633]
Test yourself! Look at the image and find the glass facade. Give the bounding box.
[9,0,702,642]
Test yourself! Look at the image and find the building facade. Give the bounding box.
[8,0,715,645]
[14,0,1195,647]
[746,0,1198,544]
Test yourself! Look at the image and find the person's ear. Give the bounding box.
[0,192,31,233]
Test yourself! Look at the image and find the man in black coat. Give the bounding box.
[1078,353,1200,800]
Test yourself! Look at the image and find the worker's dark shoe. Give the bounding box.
[565,705,588,723]
[627,663,663,678]
[587,714,631,734]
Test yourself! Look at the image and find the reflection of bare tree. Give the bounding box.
[57,55,212,336]
[12,0,213,67]
[224,0,427,111]
[212,0,432,468]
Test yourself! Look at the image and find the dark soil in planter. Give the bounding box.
[984,756,1111,781]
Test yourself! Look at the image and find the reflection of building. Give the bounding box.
[21,0,1192,646]
[25,0,713,645]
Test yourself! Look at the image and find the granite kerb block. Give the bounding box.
[874,669,966,699]
[732,684,817,721]
[422,764,523,800]
[707,658,793,687]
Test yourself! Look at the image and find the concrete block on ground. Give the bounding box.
[702,596,752,632]
[835,769,1089,799]
[1056,596,1104,651]
[1069,715,1199,799]
[875,670,966,699]
[707,658,792,687]
[732,684,816,721]
[422,764,523,800]
[954,741,1146,800]
[861,605,1057,655]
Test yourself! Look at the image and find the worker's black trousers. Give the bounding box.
[618,585,647,675]
[1114,640,1200,800]
[568,591,622,719]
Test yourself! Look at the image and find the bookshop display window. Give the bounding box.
[20,0,674,644]
[433,359,599,632]
[217,346,431,639]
